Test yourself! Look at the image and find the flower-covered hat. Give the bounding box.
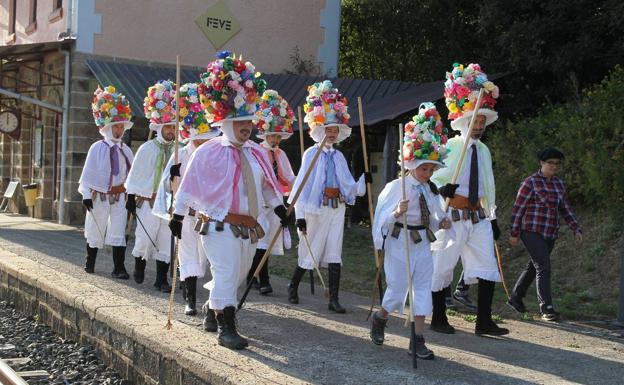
[303,80,351,143]
[175,83,219,141]
[144,80,177,131]
[255,90,295,139]
[444,63,499,133]
[198,51,267,124]
[91,85,133,131]
[401,102,449,170]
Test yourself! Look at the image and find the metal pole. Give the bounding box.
[58,49,70,224]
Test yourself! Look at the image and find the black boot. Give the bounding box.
[287,266,307,304]
[328,263,346,313]
[475,279,509,336]
[111,247,129,280]
[133,257,146,284]
[246,249,263,290]
[202,301,217,332]
[370,311,388,345]
[183,276,197,316]
[216,306,248,350]
[430,289,455,334]
[154,261,172,293]
[84,244,98,274]
[258,253,273,295]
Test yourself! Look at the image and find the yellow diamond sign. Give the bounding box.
[195,0,241,50]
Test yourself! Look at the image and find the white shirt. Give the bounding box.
[455,140,485,198]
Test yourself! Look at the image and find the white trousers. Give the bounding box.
[257,206,285,255]
[431,219,500,291]
[382,229,433,317]
[297,204,345,269]
[201,222,256,310]
[84,194,127,249]
[131,203,172,262]
[178,215,208,280]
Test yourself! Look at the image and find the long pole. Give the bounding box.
[166,56,182,330]
[399,124,417,369]
[297,106,315,295]
[443,88,485,211]
[358,96,384,313]
[238,136,329,311]
[619,252,624,324]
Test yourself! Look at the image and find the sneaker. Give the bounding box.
[506,296,527,314]
[452,291,477,311]
[541,306,560,322]
[445,296,457,310]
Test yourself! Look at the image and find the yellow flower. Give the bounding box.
[179,107,189,117]
[428,152,439,161]
[463,101,474,112]
[448,103,458,113]
[106,86,116,93]
[197,123,209,133]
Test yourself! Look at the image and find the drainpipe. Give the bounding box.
[58,49,70,224]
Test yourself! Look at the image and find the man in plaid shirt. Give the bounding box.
[508,147,583,321]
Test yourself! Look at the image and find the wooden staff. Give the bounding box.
[442,88,485,212]
[494,241,511,299]
[166,55,182,330]
[297,106,315,295]
[238,136,329,311]
[358,97,384,319]
[399,123,417,369]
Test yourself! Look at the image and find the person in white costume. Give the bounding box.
[125,80,176,292]
[79,86,134,279]
[369,103,451,359]
[153,82,220,316]
[429,63,508,336]
[169,52,291,350]
[286,80,370,313]
[246,90,296,295]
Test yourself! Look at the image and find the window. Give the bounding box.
[53,0,62,10]
[49,0,63,23]
[8,0,16,35]
[26,0,37,34]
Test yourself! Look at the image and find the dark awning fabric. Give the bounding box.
[87,58,500,128]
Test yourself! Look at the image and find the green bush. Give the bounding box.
[489,65,624,215]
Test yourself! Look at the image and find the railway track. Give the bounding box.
[0,354,48,385]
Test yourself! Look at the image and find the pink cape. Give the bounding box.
[175,137,281,221]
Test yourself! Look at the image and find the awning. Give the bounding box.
[86,58,500,128]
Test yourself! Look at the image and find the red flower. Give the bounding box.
[212,79,224,91]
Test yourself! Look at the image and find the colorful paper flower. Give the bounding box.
[401,102,449,164]
[144,80,177,125]
[174,82,218,139]
[91,85,132,128]
[444,63,498,121]
[303,80,350,131]
[197,51,267,123]
[254,90,294,136]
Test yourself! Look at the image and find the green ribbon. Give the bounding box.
[152,138,173,193]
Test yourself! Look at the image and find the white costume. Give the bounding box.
[153,141,207,280]
[79,136,133,249]
[126,132,173,263]
[373,175,446,316]
[257,140,295,254]
[174,129,282,310]
[289,144,366,268]
[430,136,500,291]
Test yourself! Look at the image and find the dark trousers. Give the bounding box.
[511,231,556,312]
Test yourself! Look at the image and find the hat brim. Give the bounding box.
[309,124,351,143]
[256,131,293,140]
[101,120,133,131]
[149,122,176,131]
[402,158,446,170]
[190,130,220,141]
[450,109,498,132]
[213,115,256,126]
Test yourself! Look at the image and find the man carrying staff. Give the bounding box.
[169,51,291,350]
[153,82,220,316]
[286,80,370,313]
[430,63,508,336]
[79,86,134,279]
[246,89,296,295]
[125,80,176,292]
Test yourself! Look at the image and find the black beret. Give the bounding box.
[538,147,565,161]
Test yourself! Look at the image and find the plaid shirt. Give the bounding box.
[510,171,581,240]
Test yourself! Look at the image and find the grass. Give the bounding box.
[269,207,622,321]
